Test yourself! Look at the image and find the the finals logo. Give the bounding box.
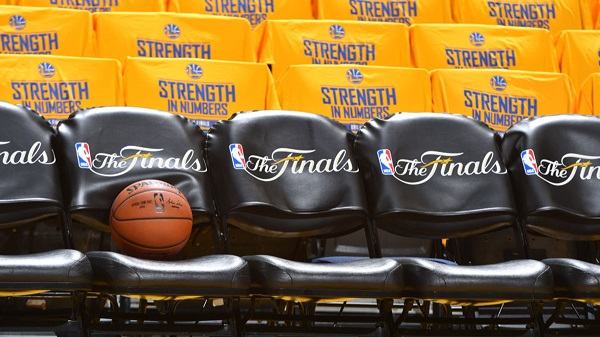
[377,149,507,185]
[520,149,600,186]
[229,143,359,182]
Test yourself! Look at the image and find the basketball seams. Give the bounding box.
[111,215,192,221]
[110,180,192,257]
[111,188,188,218]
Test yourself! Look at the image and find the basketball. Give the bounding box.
[110,179,193,259]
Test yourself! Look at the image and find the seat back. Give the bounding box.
[502,115,600,241]
[355,113,516,239]
[56,107,214,232]
[207,110,368,241]
[0,102,61,228]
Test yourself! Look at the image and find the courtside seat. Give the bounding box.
[207,111,403,300]
[245,255,402,298]
[503,115,600,304]
[396,257,551,303]
[0,250,91,293]
[87,252,248,296]
[542,259,600,300]
[55,107,250,299]
[0,102,92,296]
[355,113,553,306]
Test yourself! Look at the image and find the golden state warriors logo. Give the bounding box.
[490,75,507,92]
[8,15,26,31]
[346,68,364,85]
[469,32,485,47]
[38,62,55,78]
[185,64,203,80]
[164,23,180,40]
[329,24,345,40]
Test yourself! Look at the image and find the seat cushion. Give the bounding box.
[87,252,249,296]
[397,258,553,304]
[0,249,92,293]
[244,255,403,298]
[543,258,600,301]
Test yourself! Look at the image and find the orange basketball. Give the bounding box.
[110,179,192,259]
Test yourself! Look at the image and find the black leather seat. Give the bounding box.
[0,250,91,292]
[355,113,553,305]
[503,115,600,304]
[87,252,248,296]
[542,259,600,300]
[245,255,402,298]
[0,103,92,295]
[397,258,550,303]
[55,107,249,297]
[207,111,403,300]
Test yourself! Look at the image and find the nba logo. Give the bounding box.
[229,144,246,170]
[520,149,539,175]
[377,149,395,176]
[75,142,92,169]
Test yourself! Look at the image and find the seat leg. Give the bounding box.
[530,302,546,337]
[379,299,396,337]
[230,297,244,337]
[64,291,88,337]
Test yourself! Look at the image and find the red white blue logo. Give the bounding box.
[164,23,180,39]
[469,32,485,47]
[229,143,246,170]
[75,142,92,169]
[521,149,539,175]
[329,24,345,40]
[9,15,26,31]
[377,149,395,176]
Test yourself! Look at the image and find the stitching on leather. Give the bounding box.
[67,254,88,279]
[533,265,551,299]
[89,255,143,287]
[230,261,249,289]
[383,263,402,292]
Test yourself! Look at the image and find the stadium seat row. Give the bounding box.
[0,53,589,132]
[2,102,600,335]
[3,7,600,102]
[2,0,599,35]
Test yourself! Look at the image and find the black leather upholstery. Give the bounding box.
[208,110,368,238]
[87,251,249,296]
[502,115,600,240]
[208,111,403,298]
[55,107,214,231]
[543,258,600,300]
[0,102,62,227]
[0,250,92,291]
[244,255,402,298]
[397,258,553,302]
[0,103,92,294]
[353,113,552,303]
[355,113,516,239]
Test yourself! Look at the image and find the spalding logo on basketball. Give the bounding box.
[110,179,192,259]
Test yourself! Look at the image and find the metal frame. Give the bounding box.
[70,214,245,337]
